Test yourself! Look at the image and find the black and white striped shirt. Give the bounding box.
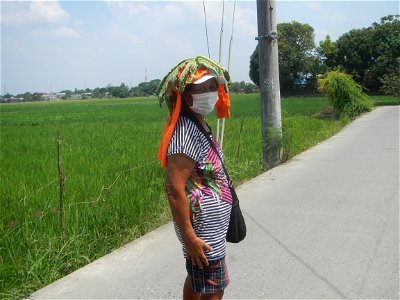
[167,114,232,260]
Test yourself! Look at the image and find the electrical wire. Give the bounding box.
[220,0,236,149]
[202,0,211,58]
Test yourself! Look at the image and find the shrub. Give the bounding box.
[380,72,400,98]
[318,71,373,119]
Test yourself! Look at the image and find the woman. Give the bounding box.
[156,56,233,300]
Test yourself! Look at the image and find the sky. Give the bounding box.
[1,0,398,95]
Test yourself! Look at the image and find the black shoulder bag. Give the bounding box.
[183,112,246,243]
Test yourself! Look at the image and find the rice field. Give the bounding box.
[1,94,389,299]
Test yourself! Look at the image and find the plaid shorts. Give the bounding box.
[186,257,229,294]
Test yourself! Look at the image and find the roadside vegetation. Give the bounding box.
[250,15,399,96]
[318,71,373,120]
[0,94,395,298]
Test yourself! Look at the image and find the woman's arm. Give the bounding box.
[165,154,212,269]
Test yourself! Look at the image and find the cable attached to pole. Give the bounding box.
[202,0,211,58]
[227,0,236,73]
[218,0,225,64]
[201,0,236,150]
[220,0,236,149]
[216,0,225,143]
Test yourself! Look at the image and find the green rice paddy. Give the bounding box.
[0,94,392,299]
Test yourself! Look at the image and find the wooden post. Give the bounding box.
[57,132,69,272]
[256,0,282,170]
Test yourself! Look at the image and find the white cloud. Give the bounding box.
[2,1,69,25]
[53,26,80,38]
[305,2,322,12]
[234,4,257,37]
[107,22,143,45]
[30,26,80,39]
[156,3,185,20]
[105,1,150,17]
[5,39,26,56]
[30,1,69,23]
[103,0,257,70]
[196,1,226,23]
[105,1,188,24]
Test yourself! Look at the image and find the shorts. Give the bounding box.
[186,257,229,294]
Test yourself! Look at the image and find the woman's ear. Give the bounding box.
[182,89,193,107]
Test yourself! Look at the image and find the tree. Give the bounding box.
[244,83,258,93]
[111,83,129,98]
[14,92,41,101]
[380,72,400,97]
[128,79,160,97]
[18,92,33,102]
[333,15,400,91]
[148,79,161,95]
[249,49,259,86]
[230,82,241,93]
[278,21,315,91]
[316,35,338,71]
[60,90,73,99]
[250,21,316,92]
[239,81,246,92]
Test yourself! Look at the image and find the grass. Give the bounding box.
[370,95,400,106]
[0,94,395,299]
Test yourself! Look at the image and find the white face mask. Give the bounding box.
[190,91,218,115]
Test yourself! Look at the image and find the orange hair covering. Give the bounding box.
[156,57,231,168]
[157,92,182,168]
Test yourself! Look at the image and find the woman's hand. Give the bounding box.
[185,236,212,269]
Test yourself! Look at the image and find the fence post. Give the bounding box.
[56,132,69,272]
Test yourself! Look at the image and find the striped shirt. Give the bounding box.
[167,114,232,261]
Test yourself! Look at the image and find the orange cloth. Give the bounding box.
[216,84,231,119]
[157,92,182,168]
[192,68,210,82]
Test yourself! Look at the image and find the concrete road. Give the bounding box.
[29,106,399,299]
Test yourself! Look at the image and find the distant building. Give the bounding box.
[82,93,92,99]
[40,93,60,101]
[0,97,24,103]
[70,94,82,100]
[294,78,308,88]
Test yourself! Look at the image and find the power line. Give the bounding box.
[227,0,236,73]
[220,0,237,150]
[218,0,225,64]
[202,0,211,58]
[216,0,225,144]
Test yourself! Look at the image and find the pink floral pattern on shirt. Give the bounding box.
[185,137,232,214]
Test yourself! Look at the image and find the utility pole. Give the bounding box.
[256,0,282,170]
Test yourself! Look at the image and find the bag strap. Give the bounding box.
[181,112,238,205]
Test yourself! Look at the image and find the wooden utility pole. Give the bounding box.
[256,0,282,170]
